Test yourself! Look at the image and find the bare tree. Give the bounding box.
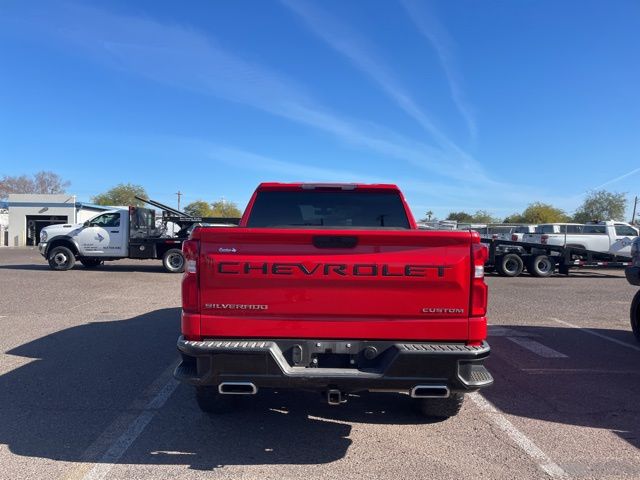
[0,171,70,200]
[32,171,70,195]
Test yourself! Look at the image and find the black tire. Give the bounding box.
[416,393,464,419]
[195,386,238,414]
[495,253,524,277]
[47,246,76,271]
[630,291,640,343]
[526,255,554,277]
[80,258,102,268]
[162,248,185,273]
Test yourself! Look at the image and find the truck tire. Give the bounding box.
[48,246,76,271]
[162,249,185,273]
[416,393,464,419]
[195,386,237,414]
[80,258,102,268]
[527,255,554,277]
[631,291,640,343]
[495,253,524,277]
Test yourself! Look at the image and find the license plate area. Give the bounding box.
[282,340,370,369]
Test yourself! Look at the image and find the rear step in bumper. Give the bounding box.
[174,336,493,393]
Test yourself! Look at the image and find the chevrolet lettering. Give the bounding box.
[214,261,449,278]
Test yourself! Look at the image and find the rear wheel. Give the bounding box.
[195,386,237,414]
[47,246,76,271]
[416,393,464,419]
[527,255,554,277]
[80,258,102,268]
[162,248,185,273]
[496,253,524,277]
[630,291,640,342]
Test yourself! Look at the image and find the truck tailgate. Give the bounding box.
[195,228,474,341]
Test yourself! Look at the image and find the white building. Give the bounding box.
[6,194,109,247]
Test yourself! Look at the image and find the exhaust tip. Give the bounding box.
[218,382,258,395]
[410,385,450,398]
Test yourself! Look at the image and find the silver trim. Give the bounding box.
[410,385,450,398]
[218,382,257,395]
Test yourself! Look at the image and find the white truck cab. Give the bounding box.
[39,209,128,258]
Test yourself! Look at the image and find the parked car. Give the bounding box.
[625,236,640,342]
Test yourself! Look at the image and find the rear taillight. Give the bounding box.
[181,240,199,314]
[512,234,518,242]
[470,243,488,317]
[541,234,549,245]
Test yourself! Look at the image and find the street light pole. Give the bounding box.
[175,191,182,212]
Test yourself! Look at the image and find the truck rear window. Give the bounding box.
[247,190,411,228]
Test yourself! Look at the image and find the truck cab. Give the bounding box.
[38,209,130,264]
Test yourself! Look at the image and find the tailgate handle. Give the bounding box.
[313,236,358,249]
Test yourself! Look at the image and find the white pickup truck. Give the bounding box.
[523,221,638,256]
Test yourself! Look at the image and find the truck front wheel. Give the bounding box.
[631,291,640,342]
[416,393,464,419]
[195,386,237,414]
[162,249,185,273]
[48,246,76,271]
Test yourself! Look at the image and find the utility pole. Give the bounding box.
[632,195,638,225]
[175,191,182,211]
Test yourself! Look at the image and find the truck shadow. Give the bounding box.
[128,388,442,471]
[0,308,432,470]
[485,324,640,450]
[0,263,166,273]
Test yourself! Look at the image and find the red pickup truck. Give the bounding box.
[175,183,492,418]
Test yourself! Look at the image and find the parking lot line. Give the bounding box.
[550,317,640,353]
[81,379,178,480]
[469,393,569,479]
[506,337,568,358]
[62,362,179,480]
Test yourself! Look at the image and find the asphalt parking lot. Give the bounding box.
[1,248,639,480]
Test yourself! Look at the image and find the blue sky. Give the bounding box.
[1,0,639,220]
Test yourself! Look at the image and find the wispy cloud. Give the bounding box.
[279,0,473,155]
[400,0,477,140]
[207,146,382,184]
[22,4,487,184]
[592,167,640,190]
[7,4,547,213]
